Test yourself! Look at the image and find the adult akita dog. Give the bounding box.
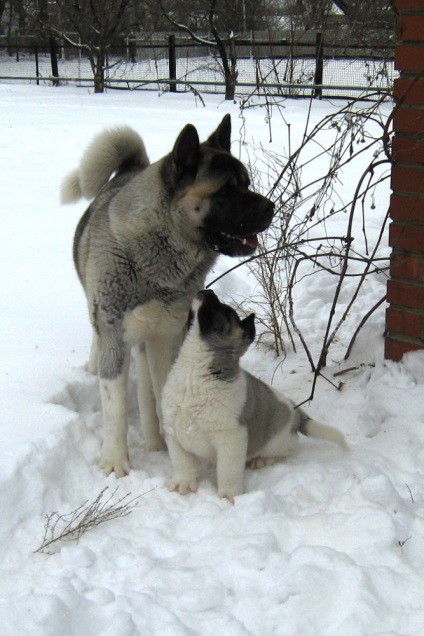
[62,115,274,477]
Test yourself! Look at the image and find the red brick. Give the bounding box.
[395,45,424,71]
[387,279,424,309]
[386,306,423,337]
[390,193,424,222]
[393,107,424,133]
[392,135,424,161]
[391,164,424,193]
[389,222,424,251]
[395,0,424,10]
[394,79,424,105]
[385,336,424,362]
[398,15,424,41]
[390,251,424,280]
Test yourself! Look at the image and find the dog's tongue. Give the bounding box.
[238,234,259,249]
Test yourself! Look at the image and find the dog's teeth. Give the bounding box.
[242,238,247,245]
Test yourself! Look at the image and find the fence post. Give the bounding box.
[168,34,177,93]
[35,46,39,86]
[385,0,424,360]
[50,37,59,87]
[314,32,323,99]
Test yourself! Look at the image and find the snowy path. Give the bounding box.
[1,84,424,635]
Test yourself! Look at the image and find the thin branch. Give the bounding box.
[34,487,153,555]
[159,1,216,47]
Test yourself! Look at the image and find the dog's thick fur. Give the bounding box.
[162,290,348,501]
[63,116,274,476]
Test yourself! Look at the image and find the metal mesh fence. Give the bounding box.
[0,31,396,100]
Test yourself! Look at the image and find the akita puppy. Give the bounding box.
[162,290,347,501]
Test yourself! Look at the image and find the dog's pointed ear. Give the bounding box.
[173,124,200,173]
[241,313,255,343]
[205,114,232,152]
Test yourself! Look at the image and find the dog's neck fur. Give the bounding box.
[180,324,241,382]
[208,348,240,381]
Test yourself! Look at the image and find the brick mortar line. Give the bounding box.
[390,278,424,287]
[387,303,424,313]
[392,247,424,257]
[389,219,424,228]
[385,333,424,345]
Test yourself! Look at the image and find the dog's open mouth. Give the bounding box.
[221,232,259,251]
[208,231,260,257]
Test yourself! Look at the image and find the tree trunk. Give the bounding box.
[94,49,106,93]
[224,73,237,101]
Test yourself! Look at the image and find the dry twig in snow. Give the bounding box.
[34,486,149,554]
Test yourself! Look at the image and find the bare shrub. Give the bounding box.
[210,92,393,401]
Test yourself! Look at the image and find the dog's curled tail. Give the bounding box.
[300,417,349,451]
[61,126,149,204]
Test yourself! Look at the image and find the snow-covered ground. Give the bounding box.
[1,83,424,635]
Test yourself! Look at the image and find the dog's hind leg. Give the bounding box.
[134,344,166,452]
[146,333,183,434]
[87,331,99,375]
[246,427,300,471]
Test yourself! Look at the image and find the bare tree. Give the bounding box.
[36,0,136,93]
[160,0,239,100]
[280,0,395,43]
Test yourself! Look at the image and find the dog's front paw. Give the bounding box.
[99,453,130,478]
[168,476,198,495]
[246,456,280,470]
[218,489,241,504]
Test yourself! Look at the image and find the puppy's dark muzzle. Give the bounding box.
[196,289,218,305]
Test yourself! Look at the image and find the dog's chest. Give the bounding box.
[123,299,188,344]
[162,351,247,461]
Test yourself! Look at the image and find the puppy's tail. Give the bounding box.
[299,415,348,450]
[61,126,150,204]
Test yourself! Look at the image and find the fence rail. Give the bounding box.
[0,34,396,100]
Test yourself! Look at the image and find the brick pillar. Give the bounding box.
[385,0,424,361]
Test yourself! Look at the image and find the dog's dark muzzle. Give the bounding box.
[218,193,274,257]
[203,186,275,257]
[252,192,275,231]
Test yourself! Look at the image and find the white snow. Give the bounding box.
[1,83,424,636]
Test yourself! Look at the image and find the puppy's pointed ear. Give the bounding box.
[241,313,255,343]
[173,124,200,174]
[205,114,231,152]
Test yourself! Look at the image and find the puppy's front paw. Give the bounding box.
[246,456,279,470]
[219,492,236,504]
[168,476,198,495]
[99,453,130,478]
